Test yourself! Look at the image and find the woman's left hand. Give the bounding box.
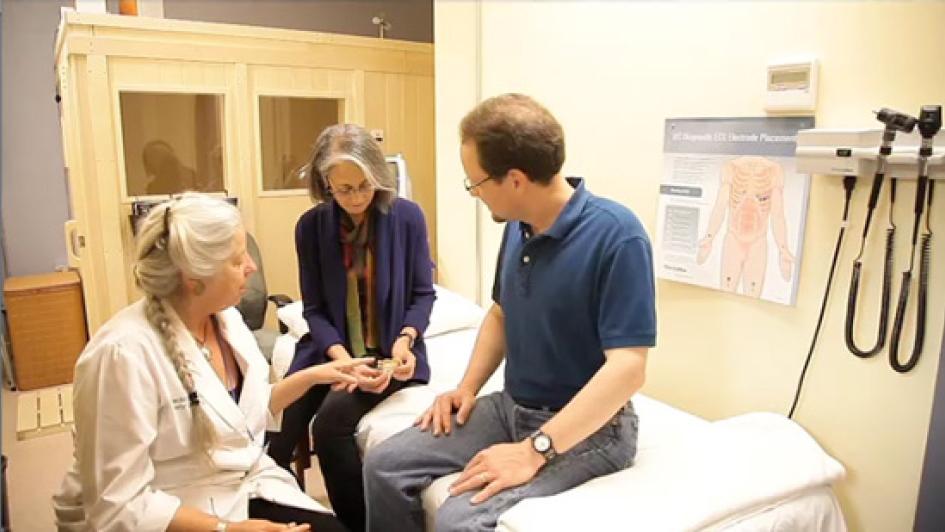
[391,335,417,381]
[358,367,393,394]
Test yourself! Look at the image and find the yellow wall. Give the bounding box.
[434,1,481,300]
[435,1,945,530]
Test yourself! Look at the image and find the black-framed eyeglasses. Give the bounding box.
[328,181,375,198]
[463,175,495,192]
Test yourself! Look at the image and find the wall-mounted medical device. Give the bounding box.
[765,59,819,112]
[789,105,941,416]
[795,127,945,179]
[386,153,412,199]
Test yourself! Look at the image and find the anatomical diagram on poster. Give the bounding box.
[656,117,814,306]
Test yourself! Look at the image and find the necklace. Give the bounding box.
[192,319,212,361]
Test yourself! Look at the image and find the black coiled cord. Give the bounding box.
[889,181,934,373]
[844,178,897,358]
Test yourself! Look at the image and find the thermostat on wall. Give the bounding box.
[765,58,818,112]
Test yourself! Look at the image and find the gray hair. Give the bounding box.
[133,192,243,455]
[135,192,243,292]
[304,124,397,211]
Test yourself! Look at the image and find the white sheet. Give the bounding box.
[706,485,846,531]
[494,411,845,532]
[270,298,847,532]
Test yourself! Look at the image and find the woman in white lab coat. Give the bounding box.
[53,193,368,531]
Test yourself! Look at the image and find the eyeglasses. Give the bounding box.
[329,181,375,198]
[463,175,496,192]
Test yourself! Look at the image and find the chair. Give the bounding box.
[233,234,314,486]
[235,233,293,362]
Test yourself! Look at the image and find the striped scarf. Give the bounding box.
[340,211,378,357]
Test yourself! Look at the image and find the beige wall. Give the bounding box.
[434,1,945,530]
[434,1,481,300]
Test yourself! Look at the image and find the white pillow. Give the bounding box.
[274,284,484,340]
[425,284,485,338]
[276,300,308,339]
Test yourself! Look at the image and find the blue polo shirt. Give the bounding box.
[492,178,656,410]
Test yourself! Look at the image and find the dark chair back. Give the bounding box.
[235,232,267,331]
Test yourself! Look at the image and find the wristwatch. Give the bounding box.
[214,519,228,532]
[529,430,557,462]
[397,331,416,349]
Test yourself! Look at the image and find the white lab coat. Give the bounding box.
[53,299,328,531]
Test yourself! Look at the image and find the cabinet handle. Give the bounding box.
[64,220,82,266]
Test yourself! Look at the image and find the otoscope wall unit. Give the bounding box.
[795,128,945,179]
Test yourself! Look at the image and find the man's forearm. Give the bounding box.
[540,347,647,454]
[458,304,506,395]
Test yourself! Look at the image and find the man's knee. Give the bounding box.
[435,494,492,532]
[363,428,426,483]
[364,431,407,479]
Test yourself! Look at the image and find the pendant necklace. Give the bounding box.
[192,319,212,361]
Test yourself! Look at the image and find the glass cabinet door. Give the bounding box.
[119,92,226,197]
[258,96,342,191]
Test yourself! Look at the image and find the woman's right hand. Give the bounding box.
[228,519,310,531]
[306,357,375,386]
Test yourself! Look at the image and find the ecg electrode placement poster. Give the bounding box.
[656,116,814,306]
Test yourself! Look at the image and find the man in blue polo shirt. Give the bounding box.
[364,93,656,532]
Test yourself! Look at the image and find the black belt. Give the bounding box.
[515,400,562,413]
[516,400,633,418]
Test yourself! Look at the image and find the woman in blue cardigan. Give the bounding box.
[267,124,435,532]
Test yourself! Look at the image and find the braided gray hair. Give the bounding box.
[133,192,242,454]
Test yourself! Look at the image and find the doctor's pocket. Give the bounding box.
[151,395,197,461]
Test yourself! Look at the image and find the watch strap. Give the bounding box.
[397,331,416,349]
[529,429,558,462]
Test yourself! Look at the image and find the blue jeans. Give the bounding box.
[363,391,638,532]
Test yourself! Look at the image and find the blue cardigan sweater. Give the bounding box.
[287,198,436,383]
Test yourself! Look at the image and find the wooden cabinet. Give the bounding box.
[54,12,435,333]
[4,272,88,390]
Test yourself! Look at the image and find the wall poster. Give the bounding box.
[656,116,814,305]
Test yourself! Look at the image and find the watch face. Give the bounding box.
[533,434,551,453]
